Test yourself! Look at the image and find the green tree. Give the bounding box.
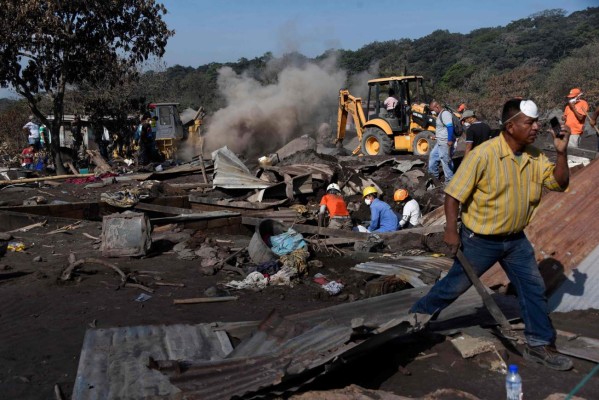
[0,0,173,174]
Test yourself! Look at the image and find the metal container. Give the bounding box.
[248,219,287,264]
[101,212,152,257]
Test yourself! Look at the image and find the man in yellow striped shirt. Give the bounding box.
[410,99,573,371]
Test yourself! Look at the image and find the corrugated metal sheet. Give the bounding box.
[71,323,233,400]
[526,159,599,273]
[71,286,521,400]
[353,256,452,274]
[550,245,599,312]
[155,287,520,400]
[212,146,271,189]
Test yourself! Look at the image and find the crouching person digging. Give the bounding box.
[410,99,574,371]
[318,183,352,230]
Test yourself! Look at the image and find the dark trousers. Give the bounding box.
[410,225,555,347]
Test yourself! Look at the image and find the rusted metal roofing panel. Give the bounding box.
[155,287,520,400]
[353,256,453,274]
[526,159,599,273]
[71,323,233,400]
[481,159,599,291]
[212,146,271,189]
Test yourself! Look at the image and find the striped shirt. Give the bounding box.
[445,133,565,235]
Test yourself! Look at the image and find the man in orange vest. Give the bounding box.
[562,88,589,148]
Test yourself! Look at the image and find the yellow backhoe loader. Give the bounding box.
[335,76,436,156]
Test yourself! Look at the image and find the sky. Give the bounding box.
[1,0,595,98]
[160,0,596,67]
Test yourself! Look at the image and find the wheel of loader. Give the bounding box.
[361,127,392,155]
[413,131,433,156]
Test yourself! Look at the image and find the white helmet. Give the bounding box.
[327,183,341,193]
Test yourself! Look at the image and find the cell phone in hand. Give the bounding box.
[550,117,564,139]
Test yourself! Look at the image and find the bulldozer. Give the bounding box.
[335,76,436,156]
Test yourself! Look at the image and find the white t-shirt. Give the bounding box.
[23,121,40,139]
[400,199,422,227]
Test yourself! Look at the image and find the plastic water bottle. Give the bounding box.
[506,364,522,400]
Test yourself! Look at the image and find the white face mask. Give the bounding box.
[364,198,372,206]
[463,122,471,128]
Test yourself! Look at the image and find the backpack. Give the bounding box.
[440,108,464,137]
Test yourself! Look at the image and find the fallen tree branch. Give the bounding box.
[47,221,82,235]
[124,282,155,293]
[82,232,100,240]
[61,257,127,283]
[8,220,47,233]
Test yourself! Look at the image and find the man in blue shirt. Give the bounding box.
[363,187,398,233]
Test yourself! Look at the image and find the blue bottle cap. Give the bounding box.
[508,364,518,373]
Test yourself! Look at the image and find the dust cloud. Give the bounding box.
[202,57,346,158]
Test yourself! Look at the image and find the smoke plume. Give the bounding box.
[203,57,346,158]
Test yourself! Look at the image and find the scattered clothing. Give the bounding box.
[256,260,281,275]
[226,271,268,290]
[279,248,309,275]
[270,228,307,256]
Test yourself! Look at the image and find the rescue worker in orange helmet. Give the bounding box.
[394,189,422,229]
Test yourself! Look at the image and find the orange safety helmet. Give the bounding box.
[394,189,409,202]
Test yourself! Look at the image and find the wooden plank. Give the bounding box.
[173,296,238,304]
[134,202,194,215]
[0,173,95,185]
[168,183,213,189]
[305,237,361,246]
[556,330,599,363]
[242,216,365,239]
[189,194,287,210]
[151,211,240,223]
[241,216,445,239]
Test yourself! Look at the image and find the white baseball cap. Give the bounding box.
[503,99,539,125]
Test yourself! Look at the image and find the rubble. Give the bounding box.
[0,133,598,400]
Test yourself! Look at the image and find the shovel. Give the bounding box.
[456,249,517,340]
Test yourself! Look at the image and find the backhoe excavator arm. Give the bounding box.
[335,89,368,146]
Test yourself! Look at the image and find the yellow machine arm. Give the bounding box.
[335,89,368,147]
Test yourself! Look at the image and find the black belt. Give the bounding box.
[462,225,524,242]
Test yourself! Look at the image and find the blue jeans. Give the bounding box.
[428,142,453,183]
[410,225,555,347]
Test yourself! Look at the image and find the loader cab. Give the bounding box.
[365,76,430,133]
[148,102,185,160]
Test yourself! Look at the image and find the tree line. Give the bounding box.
[1,5,598,168]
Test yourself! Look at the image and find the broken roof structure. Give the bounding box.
[71,287,520,400]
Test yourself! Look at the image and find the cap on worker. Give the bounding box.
[327,183,341,193]
[520,100,539,119]
[460,110,475,121]
[566,88,582,98]
[363,186,378,197]
[394,189,408,202]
